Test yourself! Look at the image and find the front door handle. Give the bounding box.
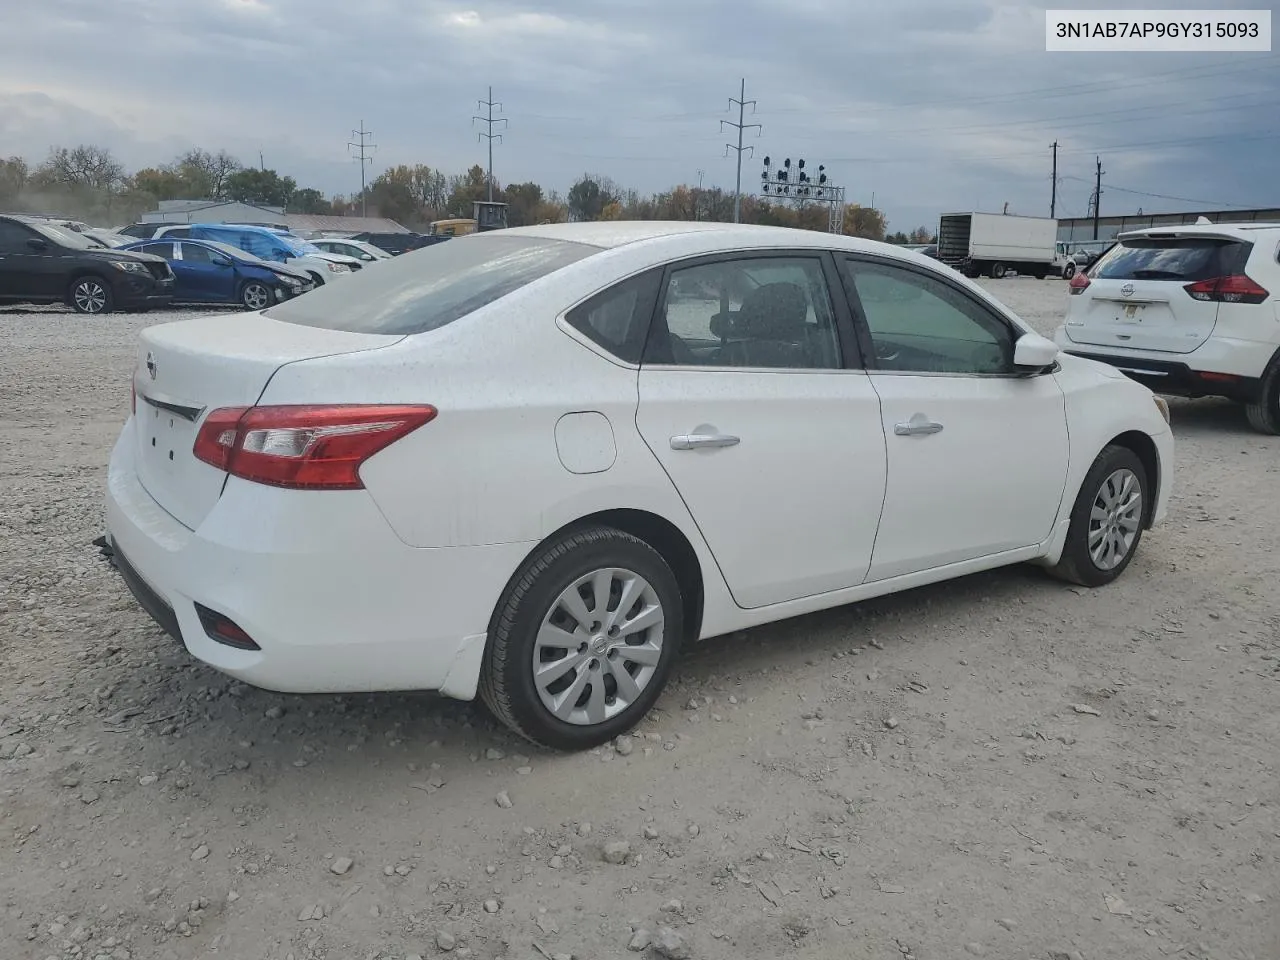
[893,414,944,437]
[670,433,741,450]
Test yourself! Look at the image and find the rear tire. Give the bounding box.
[479,526,684,751]
[69,275,113,315]
[991,262,1008,279]
[1048,445,1148,587]
[1063,263,1077,280]
[1244,362,1280,435]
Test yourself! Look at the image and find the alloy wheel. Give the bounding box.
[243,283,270,310]
[532,567,665,726]
[74,280,108,314]
[1088,468,1142,571]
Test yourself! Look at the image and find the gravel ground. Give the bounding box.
[2,283,1278,960]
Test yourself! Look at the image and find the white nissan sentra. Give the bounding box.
[105,222,1174,750]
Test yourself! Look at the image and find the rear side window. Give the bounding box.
[1093,237,1251,282]
[564,269,662,363]
[267,235,599,335]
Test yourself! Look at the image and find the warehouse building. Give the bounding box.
[1057,207,1280,242]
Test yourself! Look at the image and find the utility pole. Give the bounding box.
[259,149,265,172]
[721,79,760,223]
[347,121,376,217]
[473,86,507,203]
[1050,141,1058,218]
[1092,155,1104,240]
[695,169,705,221]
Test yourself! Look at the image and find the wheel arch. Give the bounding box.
[489,508,706,647]
[1104,430,1160,529]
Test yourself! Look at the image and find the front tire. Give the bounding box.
[240,281,272,311]
[1048,445,1148,587]
[991,262,1008,279]
[307,272,325,287]
[479,527,684,751]
[1244,362,1280,435]
[69,276,113,315]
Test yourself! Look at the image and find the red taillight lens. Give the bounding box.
[193,404,437,490]
[1183,275,1269,305]
[1068,271,1091,295]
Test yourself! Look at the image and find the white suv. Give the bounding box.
[1054,223,1280,434]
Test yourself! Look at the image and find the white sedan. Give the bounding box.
[104,222,1174,750]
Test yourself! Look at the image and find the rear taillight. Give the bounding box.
[193,404,437,490]
[1068,272,1091,295]
[1183,275,1269,305]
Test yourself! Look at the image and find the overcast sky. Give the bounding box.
[1,0,1276,231]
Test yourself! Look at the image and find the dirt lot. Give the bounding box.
[1,281,1278,960]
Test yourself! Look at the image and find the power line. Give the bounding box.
[472,86,508,203]
[721,78,761,223]
[347,121,376,217]
[1093,183,1261,209]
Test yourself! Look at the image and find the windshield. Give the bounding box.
[32,223,99,250]
[202,240,261,264]
[266,234,598,335]
[282,237,321,256]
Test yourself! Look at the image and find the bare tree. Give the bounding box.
[35,145,126,189]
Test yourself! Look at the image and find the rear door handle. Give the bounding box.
[670,433,741,450]
[894,414,944,437]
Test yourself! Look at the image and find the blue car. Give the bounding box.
[120,238,313,310]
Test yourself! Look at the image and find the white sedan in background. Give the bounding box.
[309,237,394,264]
[104,222,1173,750]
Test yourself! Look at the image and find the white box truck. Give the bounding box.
[936,212,1059,279]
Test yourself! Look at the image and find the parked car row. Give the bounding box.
[0,215,390,314]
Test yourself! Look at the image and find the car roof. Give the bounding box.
[496,220,902,255]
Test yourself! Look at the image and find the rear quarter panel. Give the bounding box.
[254,249,735,623]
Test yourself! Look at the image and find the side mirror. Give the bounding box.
[26,237,48,252]
[211,255,232,267]
[1013,332,1060,371]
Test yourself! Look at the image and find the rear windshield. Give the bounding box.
[1093,237,1250,282]
[266,234,598,335]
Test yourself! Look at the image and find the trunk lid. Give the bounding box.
[131,313,403,530]
[1063,234,1252,354]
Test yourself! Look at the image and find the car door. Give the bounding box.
[839,255,1069,582]
[636,252,888,610]
[177,242,234,301]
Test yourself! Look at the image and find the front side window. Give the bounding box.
[844,259,1015,375]
[645,256,841,369]
[267,234,598,335]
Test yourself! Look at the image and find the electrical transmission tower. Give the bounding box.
[473,86,508,203]
[348,121,377,217]
[721,79,761,223]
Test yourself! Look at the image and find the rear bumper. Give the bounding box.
[104,419,533,698]
[1054,328,1277,400]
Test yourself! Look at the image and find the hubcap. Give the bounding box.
[245,285,269,309]
[1088,468,1142,571]
[533,567,665,726]
[74,282,107,313]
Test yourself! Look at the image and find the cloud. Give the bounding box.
[0,0,1275,229]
